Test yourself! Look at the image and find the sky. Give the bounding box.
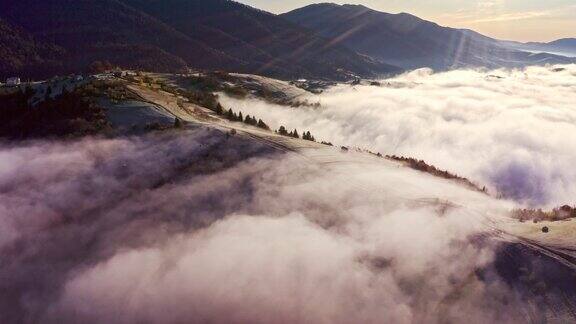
[238,0,576,42]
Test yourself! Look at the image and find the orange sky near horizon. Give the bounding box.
[238,0,576,42]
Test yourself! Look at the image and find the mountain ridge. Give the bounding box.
[0,0,399,80]
[281,3,575,70]
[0,0,573,81]
[503,37,576,58]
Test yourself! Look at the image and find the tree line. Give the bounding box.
[208,102,319,143]
[513,205,576,223]
[276,126,316,142]
[386,155,487,194]
[206,103,271,131]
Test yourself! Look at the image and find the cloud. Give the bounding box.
[455,4,576,24]
[438,2,576,29]
[5,65,576,321]
[477,1,499,10]
[219,64,576,207]
[46,215,414,324]
[47,209,516,324]
[465,11,550,24]
[0,125,531,323]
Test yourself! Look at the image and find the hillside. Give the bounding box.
[281,3,575,70]
[548,38,576,48]
[0,18,65,78]
[120,0,399,80]
[0,0,240,78]
[0,0,398,80]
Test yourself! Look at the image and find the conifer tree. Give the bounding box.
[278,126,288,136]
[303,131,315,141]
[215,103,223,115]
[257,119,269,130]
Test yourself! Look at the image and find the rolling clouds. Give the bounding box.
[0,126,528,323]
[1,66,575,322]
[220,64,576,207]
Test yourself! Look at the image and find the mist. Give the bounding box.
[220,64,576,207]
[0,124,532,323]
[4,65,575,323]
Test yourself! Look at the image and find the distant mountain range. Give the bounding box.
[281,3,575,70]
[0,0,573,80]
[504,38,576,58]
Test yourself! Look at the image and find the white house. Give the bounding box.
[6,77,21,86]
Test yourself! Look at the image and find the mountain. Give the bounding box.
[548,38,576,49]
[506,38,576,58]
[281,3,575,70]
[121,0,399,80]
[0,0,398,80]
[0,0,238,78]
[0,17,65,78]
[525,38,576,51]
[2,1,571,81]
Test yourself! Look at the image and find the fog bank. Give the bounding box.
[221,64,576,207]
[0,128,529,323]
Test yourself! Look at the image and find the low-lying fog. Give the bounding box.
[2,65,575,323]
[221,64,576,207]
[0,127,529,323]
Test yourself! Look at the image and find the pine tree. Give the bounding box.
[257,119,269,130]
[278,126,288,136]
[238,111,243,122]
[293,129,299,139]
[226,108,234,120]
[215,103,223,115]
[303,131,315,141]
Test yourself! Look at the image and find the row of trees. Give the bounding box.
[513,205,576,223]
[276,126,316,142]
[302,131,315,141]
[180,85,318,143]
[182,89,219,111]
[216,106,271,131]
[386,154,487,194]
[0,85,111,139]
